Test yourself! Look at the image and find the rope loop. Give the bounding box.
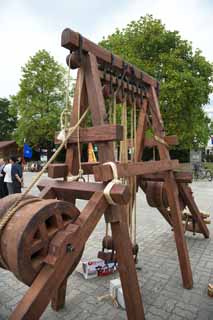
[103,162,121,206]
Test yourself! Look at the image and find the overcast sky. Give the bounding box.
[0,0,212,101]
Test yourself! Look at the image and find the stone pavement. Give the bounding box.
[0,173,212,319]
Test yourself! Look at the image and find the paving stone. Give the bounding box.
[0,175,212,319]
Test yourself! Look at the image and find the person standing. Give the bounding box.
[3,158,13,194]
[0,158,8,198]
[11,156,23,193]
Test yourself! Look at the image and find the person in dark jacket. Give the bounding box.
[0,158,8,198]
[11,156,23,193]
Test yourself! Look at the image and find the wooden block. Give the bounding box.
[94,160,179,182]
[48,164,68,179]
[81,162,100,174]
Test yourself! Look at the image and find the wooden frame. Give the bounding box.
[1,28,210,320]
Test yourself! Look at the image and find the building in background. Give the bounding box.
[0,141,18,158]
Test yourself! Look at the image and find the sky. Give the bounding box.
[0,0,213,103]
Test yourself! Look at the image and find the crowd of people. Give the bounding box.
[0,156,23,198]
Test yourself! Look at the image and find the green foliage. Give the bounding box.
[0,98,17,140]
[10,50,67,149]
[210,121,213,135]
[100,15,213,149]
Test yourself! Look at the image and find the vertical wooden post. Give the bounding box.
[65,68,88,175]
[51,278,68,311]
[149,86,193,289]
[85,52,115,163]
[109,205,145,320]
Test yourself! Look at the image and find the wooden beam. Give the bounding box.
[149,86,193,289]
[85,53,115,163]
[65,68,87,175]
[38,179,130,205]
[141,171,192,183]
[144,135,178,148]
[93,160,179,182]
[135,100,148,162]
[56,125,123,144]
[179,184,209,238]
[61,28,158,89]
[110,206,145,320]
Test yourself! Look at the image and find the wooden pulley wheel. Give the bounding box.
[146,181,185,211]
[0,194,81,286]
[146,182,167,208]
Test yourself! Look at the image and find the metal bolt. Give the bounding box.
[66,244,74,253]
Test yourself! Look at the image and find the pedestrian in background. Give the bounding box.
[11,156,23,193]
[0,158,8,198]
[3,158,13,194]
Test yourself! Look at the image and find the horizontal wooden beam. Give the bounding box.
[48,162,100,178]
[38,179,130,204]
[141,171,192,183]
[61,28,158,89]
[56,125,123,144]
[144,135,178,148]
[93,160,179,182]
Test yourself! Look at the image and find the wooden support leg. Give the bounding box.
[110,205,145,320]
[51,277,68,311]
[179,183,209,238]
[164,172,193,289]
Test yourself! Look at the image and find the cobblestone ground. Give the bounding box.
[0,173,212,320]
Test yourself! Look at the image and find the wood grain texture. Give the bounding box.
[94,160,179,181]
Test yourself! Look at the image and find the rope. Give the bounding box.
[0,107,89,234]
[133,98,137,245]
[60,54,72,135]
[103,162,121,206]
[76,69,84,181]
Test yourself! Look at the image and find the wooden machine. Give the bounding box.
[0,28,210,320]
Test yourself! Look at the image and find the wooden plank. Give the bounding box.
[51,278,68,311]
[37,179,130,205]
[93,160,179,182]
[61,28,158,89]
[48,162,100,178]
[85,53,115,163]
[135,100,148,162]
[179,184,209,238]
[66,68,87,175]
[56,125,123,144]
[144,135,178,148]
[141,171,193,183]
[149,86,193,289]
[110,205,145,320]
[48,164,68,179]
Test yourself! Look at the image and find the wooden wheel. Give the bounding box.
[0,194,81,286]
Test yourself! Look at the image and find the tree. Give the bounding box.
[11,50,67,157]
[0,98,17,140]
[100,15,213,149]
